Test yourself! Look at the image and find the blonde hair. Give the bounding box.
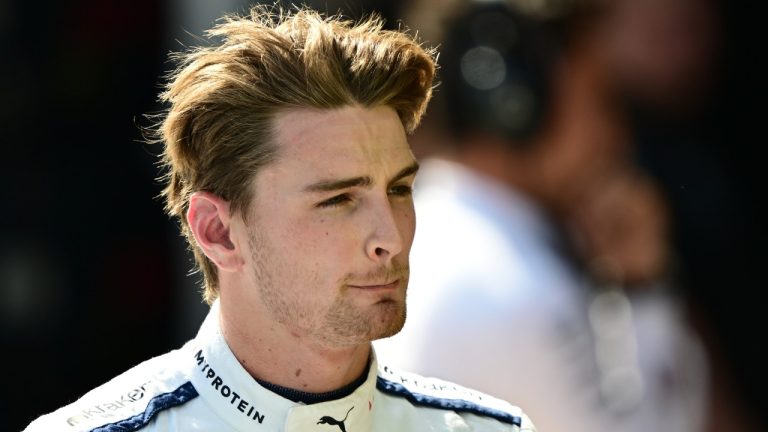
[156,6,436,303]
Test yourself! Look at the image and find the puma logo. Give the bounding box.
[317,406,354,432]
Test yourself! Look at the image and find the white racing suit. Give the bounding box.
[25,302,536,432]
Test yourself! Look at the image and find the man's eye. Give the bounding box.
[389,185,413,196]
[317,194,352,208]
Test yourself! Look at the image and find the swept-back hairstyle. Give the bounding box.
[156,6,436,303]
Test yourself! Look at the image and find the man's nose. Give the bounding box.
[364,199,404,263]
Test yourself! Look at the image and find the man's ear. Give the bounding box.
[187,191,243,272]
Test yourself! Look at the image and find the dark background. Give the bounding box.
[1,1,764,430]
[1,1,182,429]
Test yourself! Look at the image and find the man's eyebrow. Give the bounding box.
[304,176,373,193]
[389,161,420,185]
[303,161,419,193]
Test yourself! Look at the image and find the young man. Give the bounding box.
[24,6,535,432]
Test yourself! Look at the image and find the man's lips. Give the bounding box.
[348,279,400,290]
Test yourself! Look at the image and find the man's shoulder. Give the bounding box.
[375,363,536,431]
[24,346,198,432]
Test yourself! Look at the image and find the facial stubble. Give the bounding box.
[246,224,408,347]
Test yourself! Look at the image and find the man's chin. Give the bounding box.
[369,300,406,340]
[318,298,405,347]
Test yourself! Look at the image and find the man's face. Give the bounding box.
[238,105,417,348]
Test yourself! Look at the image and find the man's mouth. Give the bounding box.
[348,279,400,290]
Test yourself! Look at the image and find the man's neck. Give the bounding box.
[256,359,371,404]
[218,295,372,394]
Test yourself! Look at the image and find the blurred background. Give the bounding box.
[1,1,764,431]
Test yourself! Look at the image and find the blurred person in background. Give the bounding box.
[375,1,709,431]
[604,0,766,429]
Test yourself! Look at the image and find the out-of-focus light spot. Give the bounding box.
[461,46,507,90]
[589,289,645,413]
[589,289,633,339]
[600,366,645,413]
[490,83,536,132]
